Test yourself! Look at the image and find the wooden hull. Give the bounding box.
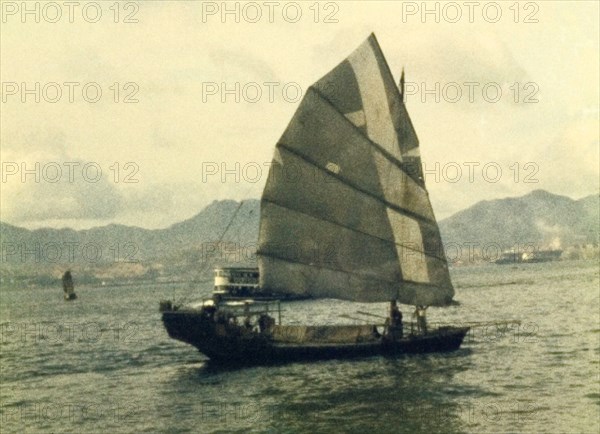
[162,310,469,366]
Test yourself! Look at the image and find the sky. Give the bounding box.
[1,0,598,230]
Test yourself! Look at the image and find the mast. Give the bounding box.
[399,67,405,100]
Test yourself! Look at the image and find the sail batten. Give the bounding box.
[259,251,449,290]
[260,196,448,263]
[262,143,448,264]
[272,87,436,222]
[310,86,426,195]
[258,33,454,306]
[275,142,437,227]
[259,255,452,305]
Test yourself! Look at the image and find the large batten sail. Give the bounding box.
[257,34,453,306]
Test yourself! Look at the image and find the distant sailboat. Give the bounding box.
[62,270,77,301]
[495,248,563,264]
[161,33,469,365]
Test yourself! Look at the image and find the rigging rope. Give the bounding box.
[175,199,247,306]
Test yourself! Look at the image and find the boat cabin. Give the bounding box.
[213,266,260,298]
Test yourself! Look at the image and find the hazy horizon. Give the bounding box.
[2,187,597,232]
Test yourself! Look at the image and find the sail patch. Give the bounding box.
[279,88,435,222]
[386,209,430,283]
[262,147,448,262]
[325,162,341,174]
[347,39,402,162]
[372,152,435,221]
[344,110,366,127]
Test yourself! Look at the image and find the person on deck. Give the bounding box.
[202,302,217,320]
[387,300,403,340]
[212,293,223,306]
[258,314,275,334]
[415,305,428,334]
[243,302,253,330]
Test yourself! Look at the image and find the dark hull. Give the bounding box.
[162,310,469,365]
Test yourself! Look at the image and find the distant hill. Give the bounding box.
[0,199,260,264]
[2,191,598,263]
[438,190,599,249]
[1,190,598,284]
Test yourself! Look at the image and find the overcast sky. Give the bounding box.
[1,1,598,230]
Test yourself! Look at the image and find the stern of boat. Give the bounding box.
[404,326,470,353]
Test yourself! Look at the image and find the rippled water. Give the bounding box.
[1,260,598,433]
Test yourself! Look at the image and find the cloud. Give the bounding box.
[1,159,123,223]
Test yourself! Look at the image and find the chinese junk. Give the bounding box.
[161,34,469,365]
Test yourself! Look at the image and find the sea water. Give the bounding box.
[1,260,598,433]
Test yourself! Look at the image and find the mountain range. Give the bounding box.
[1,190,598,284]
[439,189,598,249]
